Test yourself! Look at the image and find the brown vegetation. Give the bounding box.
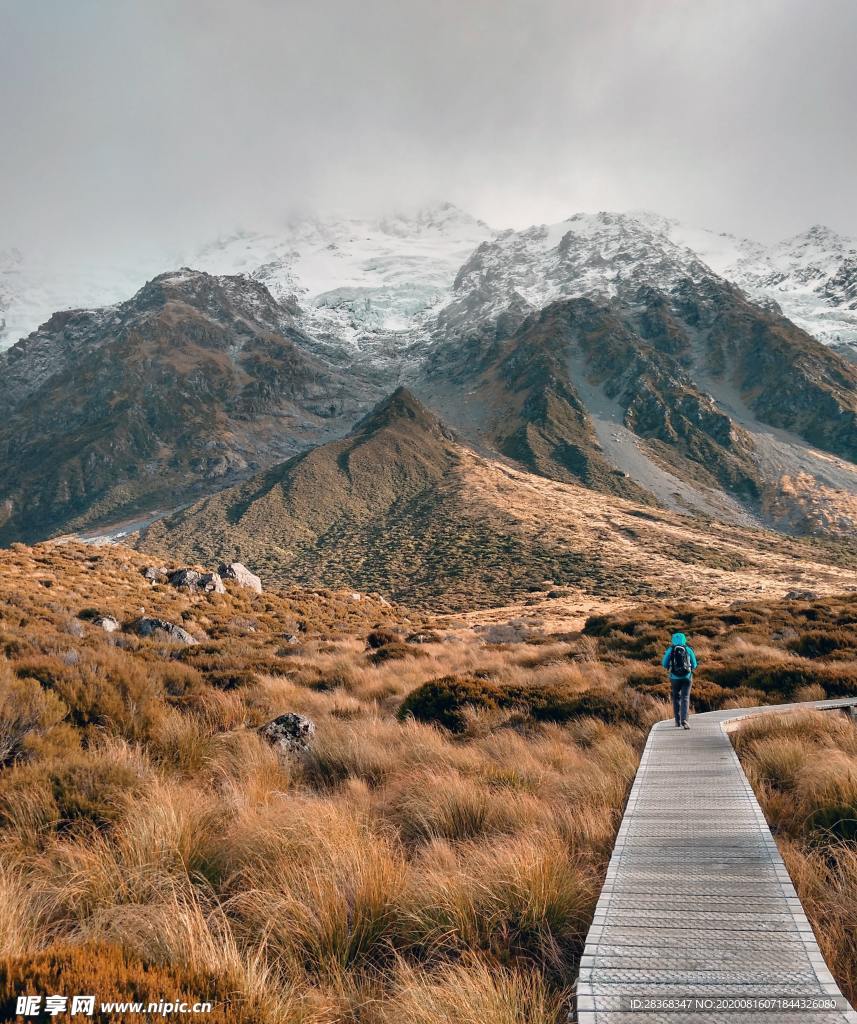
[0,542,653,1022]
[733,710,857,1004]
[0,542,854,1020]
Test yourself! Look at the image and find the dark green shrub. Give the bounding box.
[369,642,426,665]
[790,630,855,660]
[707,661,857,701]
[366,629,401,649]
[400,676,657,731]
[398,675,506,732]
[530,688,655,727]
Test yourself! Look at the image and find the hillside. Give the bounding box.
[0,270,383,544]
[136,389,857,611]
[420,281,857,534]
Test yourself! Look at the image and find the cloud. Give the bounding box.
[1,0,855,267]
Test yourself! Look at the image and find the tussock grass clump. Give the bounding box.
[734,710,857,1003]
[380,957,567,1024]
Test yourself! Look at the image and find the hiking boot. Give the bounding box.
[682,722,691,730]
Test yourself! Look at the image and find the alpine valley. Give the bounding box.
[1,203,856,606]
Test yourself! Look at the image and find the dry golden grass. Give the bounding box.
[734,709,857,1004]
[0,543,855,1021]
[0,543,660,1021]
[378,957,566,1024]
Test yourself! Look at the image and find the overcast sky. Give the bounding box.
[2,0,856,264]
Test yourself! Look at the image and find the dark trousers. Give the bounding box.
[671,676,692,725]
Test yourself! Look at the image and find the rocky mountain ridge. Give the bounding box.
[0,269,383,544]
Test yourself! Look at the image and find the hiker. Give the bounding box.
[662,631,698,729]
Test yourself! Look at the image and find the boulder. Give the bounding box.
[218,562,263,594]
[169,568,225,594]
[135,617,199,646]
[258,713,315,755]
[785,589,819,601]
[141,566,168,582]
[198,572,226,594]
[93,615,120,633]
[168,568,202,589]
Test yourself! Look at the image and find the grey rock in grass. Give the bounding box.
[169,568,225,594]
[258,713,315,754]
[218,562,263,594]
[135,617,199,646]
[198,572,226,594]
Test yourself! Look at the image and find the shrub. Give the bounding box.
[530,688,656,728]
[204,669,258,691]
[706,660,857,701]
[399,676,506,732]
[370,642,426,665]
[14,653,165,742]
[0,748,149,833]
[399,677,657,732]
[790,630,856,660]
[159,663,206,701]
[367,630,401,649]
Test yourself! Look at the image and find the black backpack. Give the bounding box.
[669,645,691,677]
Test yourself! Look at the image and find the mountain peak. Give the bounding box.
[782,224,850,251]
[352,386,452,439]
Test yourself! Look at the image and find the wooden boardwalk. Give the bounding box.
[575,698,857,1023]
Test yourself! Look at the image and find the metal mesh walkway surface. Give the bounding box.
[574,698,857,1023]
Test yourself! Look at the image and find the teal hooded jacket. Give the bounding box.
[662,632,698,679]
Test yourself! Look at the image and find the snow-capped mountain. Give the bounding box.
[190,202,496,357]
[3,203,856,362]
[724,225,857,351]
[627,214,857,352]
[436,211,718,338]
[2,216,856,546]
[0,202,495,357]
[434,210,857,356]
